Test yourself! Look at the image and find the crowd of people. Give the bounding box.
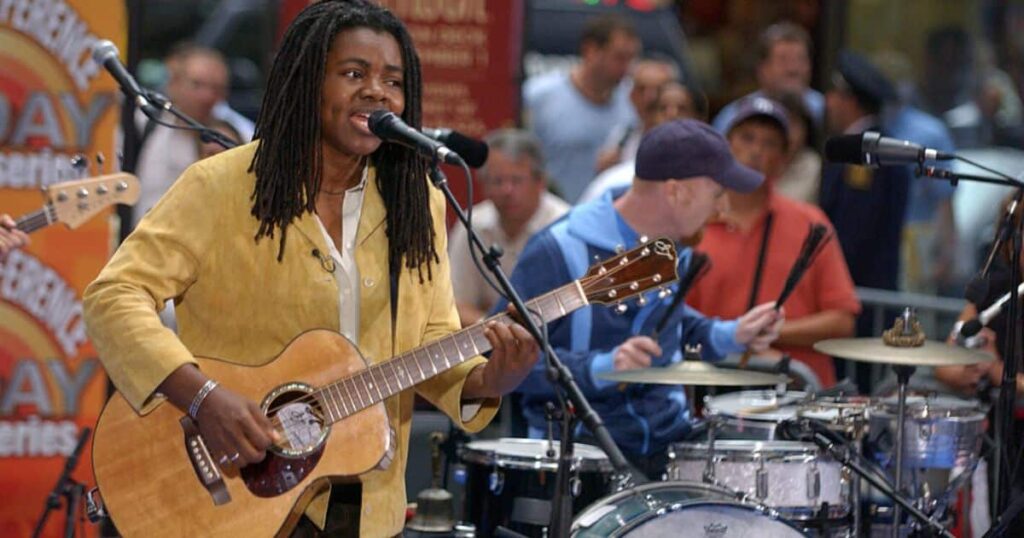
[3,2,1024,536]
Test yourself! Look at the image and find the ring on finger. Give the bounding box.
[218,454,230,466]
[230,452,241,462]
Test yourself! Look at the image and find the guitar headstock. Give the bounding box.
[580,237,680,309]
[45,173,140,229]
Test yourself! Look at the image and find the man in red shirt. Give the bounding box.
[688,97,860,387]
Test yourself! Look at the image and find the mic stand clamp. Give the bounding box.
[426,160,635,537]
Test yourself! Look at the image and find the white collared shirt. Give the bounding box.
[314,167,368,345]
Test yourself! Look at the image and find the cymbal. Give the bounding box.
[814,338,993,367]
[597,360,788,387]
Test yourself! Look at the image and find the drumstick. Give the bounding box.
[738,224,832,369]
[652,252,711,339]
[616,253,710,392]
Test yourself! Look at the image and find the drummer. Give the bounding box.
[687,96,861,388]
[498,119,784,478]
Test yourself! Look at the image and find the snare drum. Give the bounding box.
[572,481,805,537]
[667,440,850,521]
[703,390,807,440]
[460,438,612,537]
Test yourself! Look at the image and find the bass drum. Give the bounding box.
[571,481,805,537]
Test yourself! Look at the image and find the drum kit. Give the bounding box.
[426,309,994,537]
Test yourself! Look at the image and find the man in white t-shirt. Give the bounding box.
[449,129,569,326]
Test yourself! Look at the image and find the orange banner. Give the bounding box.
[0,1,126,537]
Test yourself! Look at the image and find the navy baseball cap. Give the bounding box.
[635,119,764,193]
[723,96,790,140]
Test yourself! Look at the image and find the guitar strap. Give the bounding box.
[389,255,399,351]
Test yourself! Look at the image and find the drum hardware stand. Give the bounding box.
[919,163,1024,518]
[31,427,91,538]
[796,418,955,538]
[427,161,635,537]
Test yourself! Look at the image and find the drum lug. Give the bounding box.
[806,464,821,500]
[756,466,768,501]
[488,469,504,495]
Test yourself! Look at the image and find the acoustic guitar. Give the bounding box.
[91,238,680,537]
[10,173,140,233]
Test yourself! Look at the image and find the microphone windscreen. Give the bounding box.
[961,318,984,338]
[442,130,489,168]
[824,134,865,165]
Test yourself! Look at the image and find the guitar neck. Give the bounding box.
[316,280,590,424]
[14,207,54,234]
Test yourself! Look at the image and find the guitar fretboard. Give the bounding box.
[15,206,54,234]
[315,281,589,423]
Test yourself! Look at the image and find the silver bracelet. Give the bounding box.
[188,380,218,420]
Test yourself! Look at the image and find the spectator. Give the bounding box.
[689,96,859,387]
[595,55,680,173]
[499,119,783,478]
[579,81,703,203]
[448,129,569,326]
[713,22,824,133]
[133,43,230,228]
[774,91,821,203]
[0,214,29,260]
[820,51,911,296]
[522,14,640,202]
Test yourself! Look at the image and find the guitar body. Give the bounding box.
[92,330,392,538]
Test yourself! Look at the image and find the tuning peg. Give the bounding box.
[614,303,628,315]
[658,288,672,300]
[116,151,124,169]
[70,154,88,173]
[637,295,647,307]
[95,152,106,175]
[614,244,625,254]
[639,235,649,243]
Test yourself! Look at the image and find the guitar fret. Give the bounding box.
[321,386,340,421]
[366,370,383,401]
[412,348,428,380]
[315,391,335,423]
[347,377,364,410]
[372,366,389,398]
[428,345,440,374]
[387,360,406,393]
[331,383,348,417]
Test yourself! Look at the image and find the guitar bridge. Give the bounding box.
[179,416,231,505]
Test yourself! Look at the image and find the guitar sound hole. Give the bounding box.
[267,390,329,455]
[242,389,326,498]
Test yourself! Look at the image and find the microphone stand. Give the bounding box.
[426,160,634,537]
[919,164,1024,520]
[140,90,238,151]
[31,427,91,538]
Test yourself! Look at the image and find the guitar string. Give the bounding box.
[258,258,668,426]
[259,265,669,433]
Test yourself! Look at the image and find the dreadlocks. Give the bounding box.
[249,0,437,279]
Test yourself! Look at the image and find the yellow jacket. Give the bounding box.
[84,142,498,537]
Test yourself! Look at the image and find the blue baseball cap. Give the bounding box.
[723,96,790,141]
[635,119,765,193]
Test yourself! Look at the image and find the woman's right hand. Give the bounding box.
[194,385,279,468]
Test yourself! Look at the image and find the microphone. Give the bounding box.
[957,281,1024,340]
[824,131,954,167]
[368,111,464,166]
[92,40,158,114]
[422,128,489,168]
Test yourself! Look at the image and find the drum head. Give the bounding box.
[461,438,612,472]
[705,390,805,422]
[573,481,803,538]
